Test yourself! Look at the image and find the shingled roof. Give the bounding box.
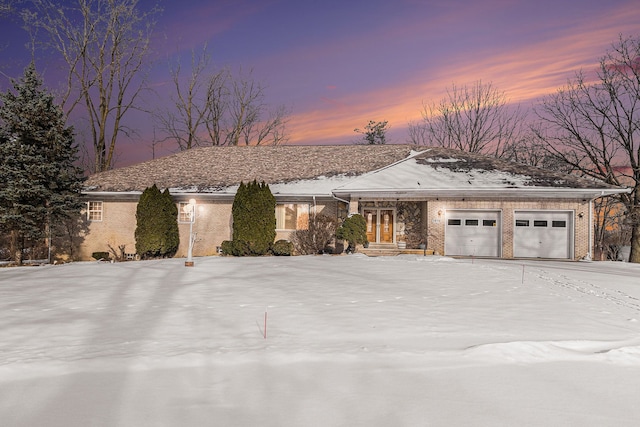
[411,148,623,189]
[332,147,627,199]
[84,144,625,196]
[83,145,421,192]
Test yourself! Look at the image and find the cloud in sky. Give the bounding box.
[1,0,638,165]
[271,1,640,146]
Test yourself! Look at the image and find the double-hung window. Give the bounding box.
[87,201,103,221]
[276,204,309,230]
[178,202,195,223]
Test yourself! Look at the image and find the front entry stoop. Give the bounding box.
[360,245,435,257]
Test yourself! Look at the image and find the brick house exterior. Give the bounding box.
[80,145,628,261]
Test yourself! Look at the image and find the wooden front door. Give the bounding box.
[364,210,377,243]
[380,209,394,243]
[363,209,395,244]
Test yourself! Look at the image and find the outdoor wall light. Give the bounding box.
[578,212,584,218]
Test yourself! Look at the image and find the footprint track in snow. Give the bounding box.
[536,269,640,313]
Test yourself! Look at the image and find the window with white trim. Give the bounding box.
[276,204,310,230]
[178,202,194,223]
[87,201,103,221]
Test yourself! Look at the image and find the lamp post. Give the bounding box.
[184,198,196,267]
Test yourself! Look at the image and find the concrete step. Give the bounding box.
[360,247,435,257]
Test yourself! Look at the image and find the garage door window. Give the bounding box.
[516,219,529,227]
[465,219,479,226]
[552,221,566,228]
[534,220,548,227]
[448,219,461,226]
[483,219,496,226]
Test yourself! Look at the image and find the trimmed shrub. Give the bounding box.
[220,240,232,256]
[231,181,276,256]
[91,251,110,261]
[271,240,293,256]
[135,185,180,259]
[290,213,338,255]
[336,214,368,252]
[220,240,250,256]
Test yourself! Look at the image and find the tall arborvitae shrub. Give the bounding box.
[135,185,179,259]
[161,188,180,254]
[231,180,276,255]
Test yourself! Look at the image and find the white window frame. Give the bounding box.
[87,201,103,221]
[178,202,194,223]
[276,203,310,231]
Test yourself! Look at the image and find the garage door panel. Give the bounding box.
[514,211,572,259]
[445,210,500,257]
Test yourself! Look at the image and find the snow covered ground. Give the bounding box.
[1,255,639,426]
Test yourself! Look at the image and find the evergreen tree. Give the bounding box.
[231,180,276,255]
[0,63,84,264]
[336,214,368,253]
[135,185,180,259]
[354,120,389,145]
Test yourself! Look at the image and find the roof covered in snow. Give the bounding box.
[83,145,626,199]
[332,148,626,199]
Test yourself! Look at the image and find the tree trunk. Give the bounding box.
[10,230,23,266]
[630,209,640,263]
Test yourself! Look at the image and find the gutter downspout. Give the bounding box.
[332,194,350,206]
[332,194,352,253]
[332,194,352,216]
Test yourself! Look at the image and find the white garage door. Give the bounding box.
[513,211,572,259]
[445,210,501,257]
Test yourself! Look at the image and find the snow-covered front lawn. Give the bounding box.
[1,255,639,426]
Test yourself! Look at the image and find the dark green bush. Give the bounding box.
[336,214,368,252]
[271,240,293,256]
[220,240,250,256]
[230,181,276,256]
[91,251,110,261]
[135,185,180,259]
[220,240,233,256]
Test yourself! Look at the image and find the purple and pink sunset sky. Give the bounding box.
[1,0,639,167]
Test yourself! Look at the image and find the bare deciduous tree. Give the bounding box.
[592,197,631,261]
[534,35,640,263]
[501,127,573,172]
[0,0,14,15]
[409,81,526,157]
[226,69,289,146]
[22,0,158,172]
[154,47,289,150]
[289,213,338,255]
[153,47,216,151]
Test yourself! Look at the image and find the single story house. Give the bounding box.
[80,145,629,260]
